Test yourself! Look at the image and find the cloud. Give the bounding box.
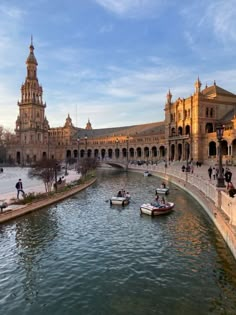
[180,0,236,45]
[94,0,165,18]
[99,24,113,33]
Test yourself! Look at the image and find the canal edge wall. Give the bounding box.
[0,178,97,224]
[129,166,236,260]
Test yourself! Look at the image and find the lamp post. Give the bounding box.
[77,137,80,173]
[126,136,129,171]
[216,123,225,188]
[47,130,50,160]
[115,138,119,159]
[84,135,88,158]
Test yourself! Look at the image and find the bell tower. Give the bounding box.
[15,37,49,146]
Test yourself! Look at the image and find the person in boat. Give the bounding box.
[155,193,160,201]
[161,182,166,189]
[125,191,131,199]
[160,197,165,205]
[117,191,122,197]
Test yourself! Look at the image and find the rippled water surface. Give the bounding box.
[1,169,236,315]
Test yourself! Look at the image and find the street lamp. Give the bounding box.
[115,138,119,159]
[216,123,225,188]
[77,137,80,173]
[126,136,129,171]
[84,135,88,158]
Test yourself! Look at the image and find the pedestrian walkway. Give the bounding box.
[0,167,80,205]
[168,162,236,188]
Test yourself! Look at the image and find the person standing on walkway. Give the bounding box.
[208,166,212,180]
[15,179,25,199]
[225,169,232,189]
[212,167,216,180]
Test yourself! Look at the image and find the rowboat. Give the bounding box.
[144,171,152,177]
[110,196,130,206]
[156,187,169,195]
[140,202,174,216]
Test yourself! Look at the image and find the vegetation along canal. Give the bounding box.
[0,169,236,315]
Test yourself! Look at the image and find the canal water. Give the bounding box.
[0,169,236,315]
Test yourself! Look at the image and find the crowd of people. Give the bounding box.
[207,166,236,197]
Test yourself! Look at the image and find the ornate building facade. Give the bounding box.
[6,42,236,166]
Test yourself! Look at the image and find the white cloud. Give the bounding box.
[94,0,165,18]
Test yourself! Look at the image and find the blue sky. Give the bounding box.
[0,0,236,130]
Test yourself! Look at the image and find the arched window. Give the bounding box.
[209,141,216,156]
[205,123,213,133]
[185,125,190,135]
[178,126,183,135]
[210,108,213,117]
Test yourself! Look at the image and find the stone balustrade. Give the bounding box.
[128,162,235,227]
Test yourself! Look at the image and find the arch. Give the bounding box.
[209,141,216,156]
[87,149,92,158]
[144,147,149,158]
[108,148,113,159]
[151,146,157,157]
[73,149,78,158]
[185,142,190,161]
[221,140,228,155]
[210,108,214,117]
[232,139,236,157]
[115,148,120,158]
[159,145,165,158]
[101,149,106,159]
[178,143,182,161]
[137,147,142,158]
[205,123,213,133]
[170,144,175,161]
[16,151,21,164]
[178,126,183,135]
[122,148,127,158]
[94,149,99,159]
[81,149,85,158]
[185,125,190,135]
[129,147,134,158]
[66,150,71,158]
[42,151,47,159]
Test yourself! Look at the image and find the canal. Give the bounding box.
[0,169,236,315]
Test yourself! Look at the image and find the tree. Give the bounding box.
[79,157,99,177]
[0,125,15,163]
[28,159,61,193]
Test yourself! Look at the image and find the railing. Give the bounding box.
[127,162,236,227]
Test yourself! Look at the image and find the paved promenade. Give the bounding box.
[166,161,236,188]
[0,167,80,205]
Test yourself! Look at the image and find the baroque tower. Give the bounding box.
[15,38,49,164]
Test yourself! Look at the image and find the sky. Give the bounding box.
[0,0,236,131]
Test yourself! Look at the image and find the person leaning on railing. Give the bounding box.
[227,182,236,198]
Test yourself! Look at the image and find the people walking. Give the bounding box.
[15,179,25,199]
[208,166,212,180]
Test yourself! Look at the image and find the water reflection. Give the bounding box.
[14,207,59,304]
[0,169,236,315]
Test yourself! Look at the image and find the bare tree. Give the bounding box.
[0,125,15,163]
[28,159,61,193]
[79,157,99,177]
